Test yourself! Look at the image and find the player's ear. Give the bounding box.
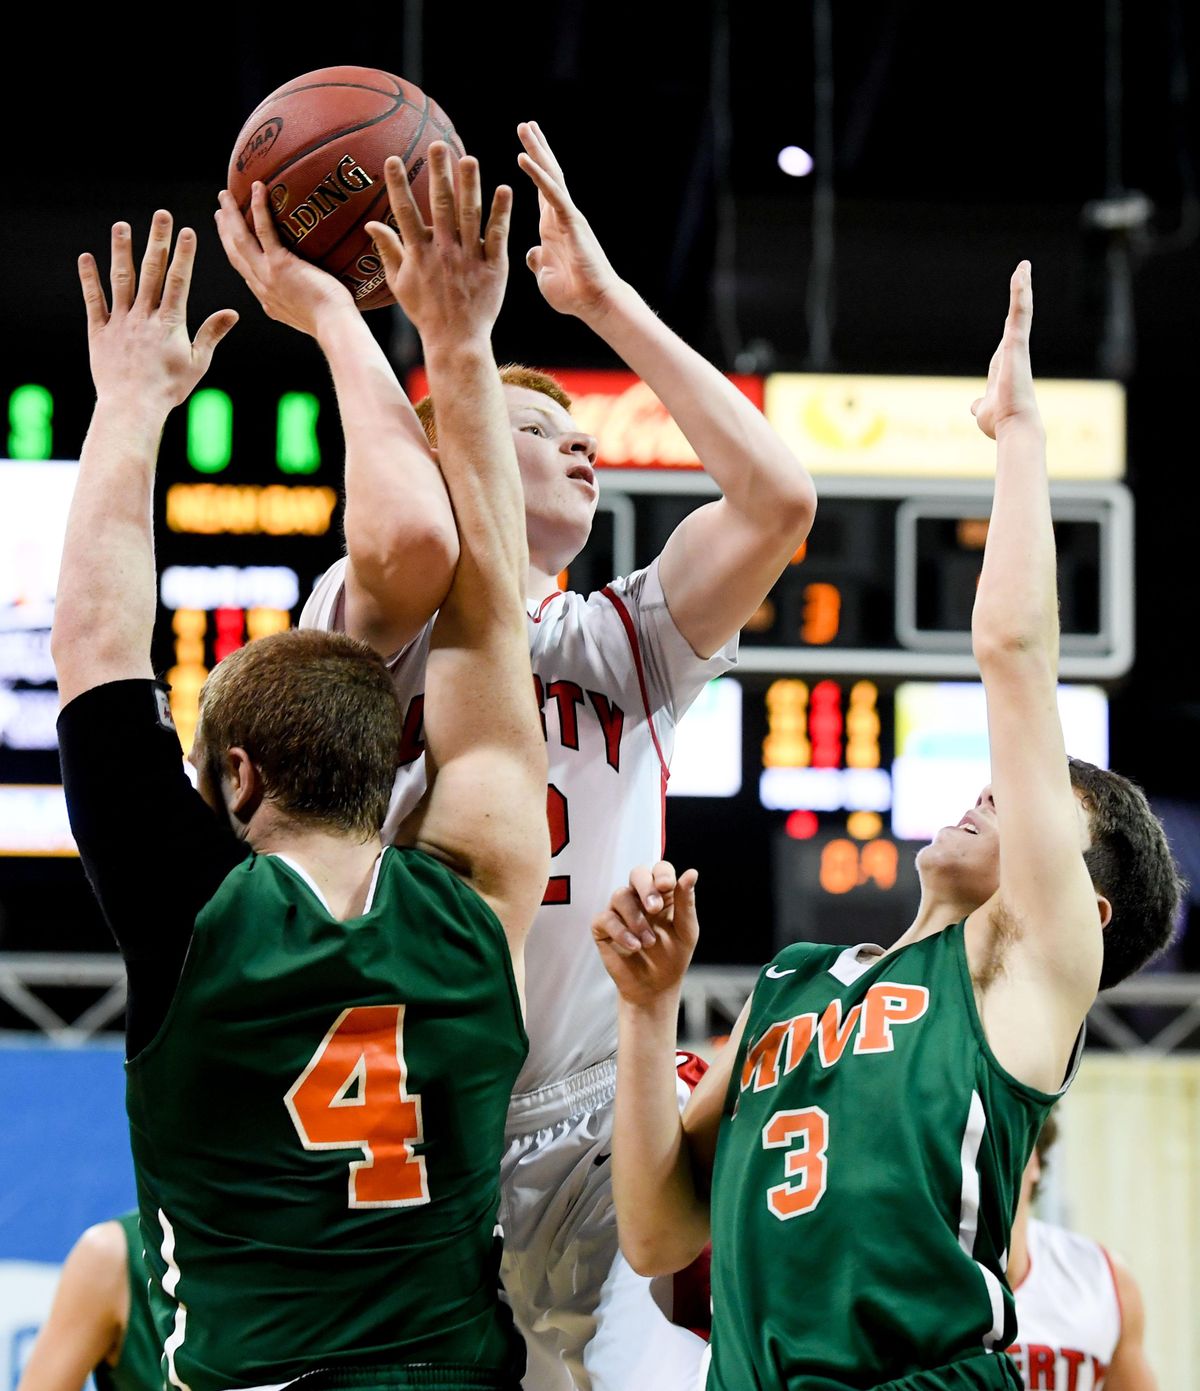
[225,746,262,819]
[1096,893,1113,931]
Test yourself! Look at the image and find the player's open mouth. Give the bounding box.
[955,816,980,835]
[567,464,596,488]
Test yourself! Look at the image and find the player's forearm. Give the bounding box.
[320,310,459,591]
[613,993,711,1276]
[421,336,527,604]
[52,398,163,699]
[973,417,1058,669]
[583,283,816,529]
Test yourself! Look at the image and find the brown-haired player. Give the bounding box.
[54,143,549,1390]
[1007,1112,1157,1391]
[591,263,1182,1390]
[216,119,817,1391]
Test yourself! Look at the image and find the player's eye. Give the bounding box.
[520,423,546,437]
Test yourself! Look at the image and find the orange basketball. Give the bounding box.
[226,66,464,311]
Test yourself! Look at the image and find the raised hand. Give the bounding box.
[78,212,238,409]
[365,143,511,348]
[517,121,621,321]
[592,862,700,1007]
[215,183,355,336]
[971,261,1041,441]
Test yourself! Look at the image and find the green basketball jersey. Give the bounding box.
[708,922,1071,1391]
[126,847,528,1391]
[93,1211,161,1391]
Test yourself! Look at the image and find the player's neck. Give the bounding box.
[251,816,385,920]
[892,891,978,953]
[526,560,564,606]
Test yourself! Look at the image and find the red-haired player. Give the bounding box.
[217,119,816,1391]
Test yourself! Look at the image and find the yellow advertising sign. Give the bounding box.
[764,374,1125,480]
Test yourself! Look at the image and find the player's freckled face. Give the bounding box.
[503,385,599,574]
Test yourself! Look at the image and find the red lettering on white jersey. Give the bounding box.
[398,695,425,766]
[587,691,625,772]
[546,679,585,750]
[1009,1220,1121,1391]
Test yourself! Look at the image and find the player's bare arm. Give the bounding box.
[52,213,238,706]
[215,185,457,657]
[593,861,747,1275]
[15,1221,128,1391]
[964,262,1104,1093]
[517,120,816,658]
[1104,1255,1157,1391]
[366,144,549,959]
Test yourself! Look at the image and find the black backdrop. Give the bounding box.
[1,1,1197,973]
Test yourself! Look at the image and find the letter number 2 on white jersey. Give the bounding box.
[543,783,570,905]
[763,1106,829,1220]
[285,1004,430,1209]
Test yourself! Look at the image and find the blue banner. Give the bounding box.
[0,1039,134,1391]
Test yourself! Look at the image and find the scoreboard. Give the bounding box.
[0,365,1129,958]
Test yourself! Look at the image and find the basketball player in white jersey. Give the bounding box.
[1008,1114,1156,1391]
[215,121,816,1391]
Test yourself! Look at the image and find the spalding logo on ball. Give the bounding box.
[226,65,464,311]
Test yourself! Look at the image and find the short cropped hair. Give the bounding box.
[1069,757,1185,989]
[196,629,402,839]
[414,363,572,447]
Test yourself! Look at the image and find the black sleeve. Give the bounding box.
[58,679,251,1053]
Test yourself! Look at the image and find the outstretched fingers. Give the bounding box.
[159,225,197,322]
[427,142,461,247]
[364,220,404,279]
[135,210,174,311]
[1006,260,1033,344]
[516,149,572,215]
[456,155,482,249]
[192,308,239,366]
[484,184,513,265]
[382,155,428,248]
[77,252,110,333]
[108,222,135,314]
[518,120,568,185]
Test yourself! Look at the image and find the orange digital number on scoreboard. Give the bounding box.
[818,838,900,895]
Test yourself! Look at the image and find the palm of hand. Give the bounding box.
[974,344,1038,440]
[533,202,614,316]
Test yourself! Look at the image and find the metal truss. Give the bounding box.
[1,955,1198,1054]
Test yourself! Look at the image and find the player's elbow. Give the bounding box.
[51,617,115,687]
[756,471,818,544]
[782,474,818,536]
[619,1224,705,1278]
[972,625,1057,678]
[348,510,459,610]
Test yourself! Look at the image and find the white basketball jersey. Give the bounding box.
[1008,1219,1122,1391]
[300,556,735,1093]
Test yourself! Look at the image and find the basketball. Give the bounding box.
[226,66,464,311]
